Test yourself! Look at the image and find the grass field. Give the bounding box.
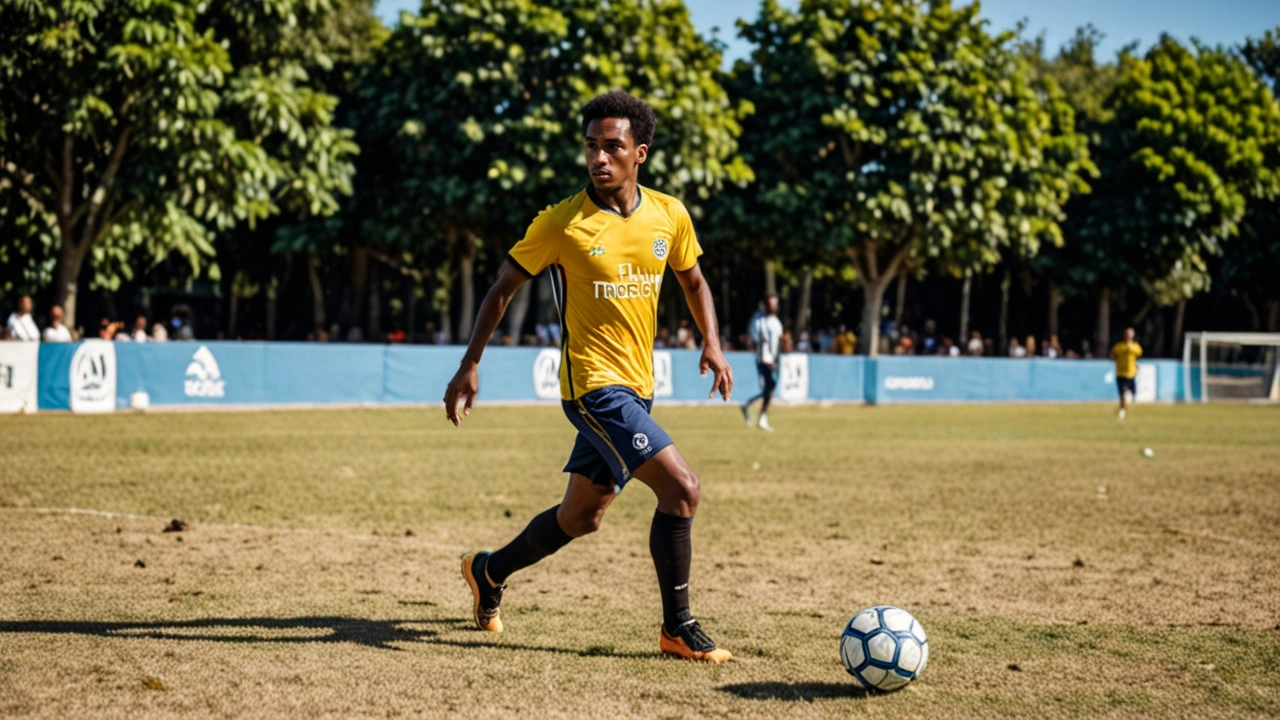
[2,402,1279,718]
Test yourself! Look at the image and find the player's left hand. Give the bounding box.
[700,346,733,401]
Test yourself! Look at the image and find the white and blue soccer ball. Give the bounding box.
[840,605,928,691]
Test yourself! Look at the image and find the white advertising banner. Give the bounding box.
[70,340,116,413]
[0,343,39,413]
[1136,363,1157,403]
[652,351,673,398]
[778,353,810,402]
[532,348,562,400]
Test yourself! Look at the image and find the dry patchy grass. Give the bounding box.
[1,403,1278,718]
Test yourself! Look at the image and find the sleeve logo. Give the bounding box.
[652,238,668,260]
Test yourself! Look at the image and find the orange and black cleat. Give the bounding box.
[660,620,732,664]
[461,552,505,633]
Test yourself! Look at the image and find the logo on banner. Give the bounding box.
[184,345,226,398]
[652,351,673,398]
[884,376,935,391]
[533,348,562,400]
[70,340,116,413]
[0,342,39,413]
[778,353,809,402]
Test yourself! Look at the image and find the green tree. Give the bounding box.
[738,0,1093,355]
[0,0,357,328]
[344,0,748,341]
[1069,36,1280,349]
[1231,27,1280,332]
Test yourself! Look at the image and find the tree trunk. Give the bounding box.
[228,273,240,339]
[796,268,814,337]
[406,278,418,344]
[1268,300,1279,333]
[860,278,890,357]
[893,272,907,328]
[998,269,1011,352]
[1242,292,1261,331]
[959,271,972,345]
[367,262,380,342]
[53,242,87,331]
[764,259,777,297]
[1095,288,1112,357]
[457,229,477,341]
[506,281,533,343]
[349,246,370,336]
[1171,299,1186,358]
[309,255,326,331]
[721,274,731,339]
[1048,285,1063,340]
[265,269,279,341]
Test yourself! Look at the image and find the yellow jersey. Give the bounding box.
[1111,341,1143,379]
[507,185,702,400]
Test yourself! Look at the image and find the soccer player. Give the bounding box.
[1110,327,1143,419]
[741,294,782,431]
[443,91,734,664]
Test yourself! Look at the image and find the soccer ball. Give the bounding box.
[840,605,928,691]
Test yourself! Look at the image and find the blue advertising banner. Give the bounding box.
[35,342,1188,411]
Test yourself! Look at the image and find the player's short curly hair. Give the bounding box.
[582,91,657,147]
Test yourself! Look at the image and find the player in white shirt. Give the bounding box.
[6,296,40,342]
[42,304,72,342]
[741,295,784,431]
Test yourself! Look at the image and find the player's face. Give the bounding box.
[584,118,647,191]
[766,297,779,314]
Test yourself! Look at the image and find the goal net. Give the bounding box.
[1183,332,1280,403]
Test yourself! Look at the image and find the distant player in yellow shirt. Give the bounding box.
[444,91,734,663]
[1110,327,1143,420]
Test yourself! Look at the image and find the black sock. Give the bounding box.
[650,510,694,633]
[486,506,573,585]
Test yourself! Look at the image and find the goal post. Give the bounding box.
[1182,332,1280,403]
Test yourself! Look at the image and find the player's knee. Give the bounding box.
[670,466,700,514]
[559,507,604,537]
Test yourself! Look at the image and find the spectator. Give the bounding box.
[6,295,39,341]
[386,322,407,344]
[831,325,856,355]
[1008,337,1026,358]
[983,338,995,356]
[966,330,984,356]
[1045,335,1062,359]
[151,323,169,342]
[1081,339,1094,359]
[676,319,697,349]
[921,320,939,355]
[817,327,834,354]
[132,315,149,343]
[655,326,671,348]
[896,333,914,355]
[98,318,124,340]
[42,304,72,342]
[780,329,794,353]
[169,305,195,340]
[719,324,734,352]
[796,330,811,353]
[1025,335,1037,357]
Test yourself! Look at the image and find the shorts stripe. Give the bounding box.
[574,399,631,481]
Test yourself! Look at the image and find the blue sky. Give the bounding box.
[375,1,1277,65]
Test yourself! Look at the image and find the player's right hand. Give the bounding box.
[443,363,479,426]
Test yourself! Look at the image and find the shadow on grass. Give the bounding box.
[0,616,651,658]
[719,682,870,701]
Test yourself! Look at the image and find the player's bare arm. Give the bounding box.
[443,261,529,426]
[674,262,733,401]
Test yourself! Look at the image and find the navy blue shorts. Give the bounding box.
[757,361,778,395]
[562,386,673,492]
[1117,376,1136,398]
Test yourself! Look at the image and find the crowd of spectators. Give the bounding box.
[3,295,192,344]
[6,294,1098,360]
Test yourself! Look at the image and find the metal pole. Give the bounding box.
[1199,331,1209,404]
[1181,333,1192,403]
